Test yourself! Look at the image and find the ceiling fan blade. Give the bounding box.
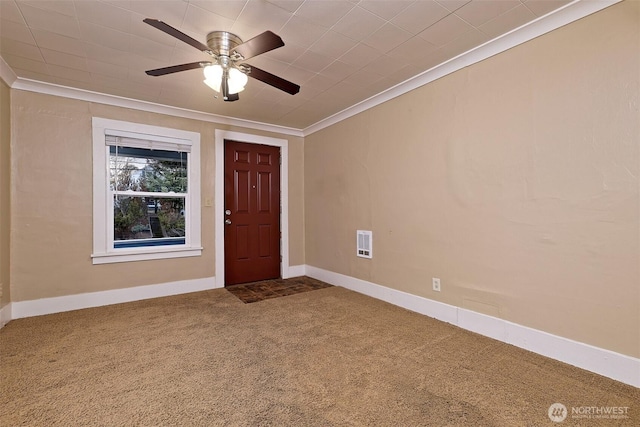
[145,62,211,76]
[232,31,284,60]
[143,18,211,53]
[246,65,300,95]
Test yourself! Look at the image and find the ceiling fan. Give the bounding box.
[143,18,300,102]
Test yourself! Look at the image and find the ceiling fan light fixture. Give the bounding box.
[203,64,223,92]
[203,64,247,95]
[228,67,248,94]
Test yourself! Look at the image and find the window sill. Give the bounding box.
[91,246,203,265]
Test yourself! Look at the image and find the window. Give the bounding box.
[92,118,201,264]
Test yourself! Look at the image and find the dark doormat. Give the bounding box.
[226,276,333,303]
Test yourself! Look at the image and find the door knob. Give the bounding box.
[225,219,232,225]
[225,209,231,215]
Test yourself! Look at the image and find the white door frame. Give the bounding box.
[214,130,290,287]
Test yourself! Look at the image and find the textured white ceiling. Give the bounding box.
[0,0,571,129]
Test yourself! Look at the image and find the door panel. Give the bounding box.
[236,170,250,212]
[236,225,250,260]
[257,152,272,165]
[259,224,271,257]
[257,171,271,212]
[224,140,281,285]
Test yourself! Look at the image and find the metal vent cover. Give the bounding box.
[357,230,372,259]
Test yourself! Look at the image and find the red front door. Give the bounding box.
[224,140,281,285]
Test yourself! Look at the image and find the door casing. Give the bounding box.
[214,130,291,288]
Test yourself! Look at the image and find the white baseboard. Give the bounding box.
[305,265,640,389]
[0,302,11,328]
[5,267,306,323]
[10,276,218,320]
[284,264,306,279]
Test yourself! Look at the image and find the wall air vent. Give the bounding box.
[356,230,372,259]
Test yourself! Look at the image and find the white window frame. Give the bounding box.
[92,117,202,264]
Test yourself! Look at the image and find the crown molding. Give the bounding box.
[0,56,17,87]
[9,77,304,137]
[302,0,622,136]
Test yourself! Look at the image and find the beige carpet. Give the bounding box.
[1,286,638,426]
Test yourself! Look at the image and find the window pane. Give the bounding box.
[109,147,188,193]
[114,196,186,245]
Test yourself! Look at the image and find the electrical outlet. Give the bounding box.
[432,277,441,292]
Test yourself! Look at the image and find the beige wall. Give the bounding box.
[0,81,10,308]
[305,1,639,358]
[10,91,304,302]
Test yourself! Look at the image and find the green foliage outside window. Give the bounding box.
[111,154,187,242]
[142,159,187,193]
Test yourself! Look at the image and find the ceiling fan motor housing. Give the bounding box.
[206,31,243,59]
